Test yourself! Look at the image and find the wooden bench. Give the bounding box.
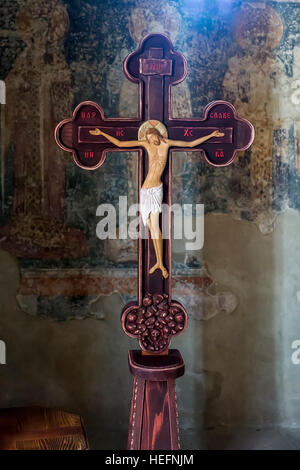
[0,407,89,450]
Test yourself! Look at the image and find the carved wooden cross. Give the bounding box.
[55,33,254,449]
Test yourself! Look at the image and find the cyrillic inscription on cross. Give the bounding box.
[55,33,253,354]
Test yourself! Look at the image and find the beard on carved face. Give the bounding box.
[146,128,166,146]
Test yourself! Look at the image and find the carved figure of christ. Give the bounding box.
[90,126,224,278]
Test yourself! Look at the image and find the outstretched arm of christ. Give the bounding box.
[89,128,144,148]
[167,129,224,148]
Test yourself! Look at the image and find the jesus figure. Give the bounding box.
[90,124,224,279]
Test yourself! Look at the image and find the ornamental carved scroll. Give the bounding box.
[121,293,188,353]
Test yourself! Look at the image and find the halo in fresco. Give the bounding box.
[234,2,283,51]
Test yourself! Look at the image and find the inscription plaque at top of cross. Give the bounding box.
[55,33,254,354]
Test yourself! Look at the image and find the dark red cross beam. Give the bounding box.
[54,33,254,450]
[55,33,254,354]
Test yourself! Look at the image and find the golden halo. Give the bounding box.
[138,120,168,141]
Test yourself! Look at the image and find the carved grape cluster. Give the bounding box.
[122,293,187,353]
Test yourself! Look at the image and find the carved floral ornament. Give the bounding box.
[121,293,187,353]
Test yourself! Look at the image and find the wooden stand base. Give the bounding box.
[127,349,184,450]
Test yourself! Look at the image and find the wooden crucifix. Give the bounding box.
[55,33,254,450]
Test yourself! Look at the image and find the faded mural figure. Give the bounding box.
[120,4,189,120]
[90,122,224,278]
[1,0,87,258]
[223,3,285,233]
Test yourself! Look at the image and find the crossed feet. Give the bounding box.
[149,262,169,279]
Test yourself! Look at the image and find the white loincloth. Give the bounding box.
[140,183,163,226]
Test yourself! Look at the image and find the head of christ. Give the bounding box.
[145,128,166,146]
